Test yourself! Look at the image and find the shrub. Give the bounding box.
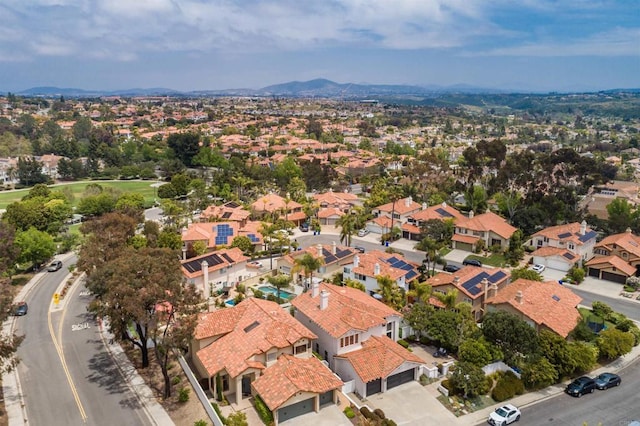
[441,379,453,393]
[194,421,208,426]
[226,412,248,426]
[171,376,181,385]
[397,339,409,349]
[360,406,375,420]
[343,406,355,419]
[491,371,524,402]
[374,408,386,419]
[178,387,190,403]
[211,402,226,424]
[254,395,274,425]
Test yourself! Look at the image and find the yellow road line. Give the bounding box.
[48,303,88,422]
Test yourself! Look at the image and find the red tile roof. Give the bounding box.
[195,298,317,378]
[456,211,517,239]
[595,231,640,260]
[351,250,420,283]
[334,336,424,382]
[409,202,465,222]
[292,283,400,338]
[426,266,510,300]
[486,279,582,337]
[251,355,343,411]
[532,222,595,246]
[180,247,248,279]
[585,255,637,276]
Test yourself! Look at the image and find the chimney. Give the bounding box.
[482,278,489,294]
[405,196,412,207]
[468,210,474,219]
[374,263,380,276]
[354,255,360,267]
[453,276,460,285]
[422,202,427,210]
[515,290,523,304]
[201,260,209,296]
[627,227,633,234]
[312,281,320,298]
[489,282,498,299]
[580,220,587,236]
[332,241,337,255]
[442,202,447,209]
[317,243,323,257]
[319,290,329,310]
[182,246,187,261]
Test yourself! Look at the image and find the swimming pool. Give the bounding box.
[225,299,236,306]
[257,285,296,300]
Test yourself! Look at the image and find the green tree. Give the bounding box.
[510,267,543,282]
[457,339,492,367]
[375,275,405,310]
[167,132,201,167]
[606,198,634,233]
[16,157,48,186]
[504,229,525,266]
[449,361,487,398]
[291,253,324,289]
[434,288,459,310]
[404,303,434,339]
[225,412,248,426]
[86,248,201,399]
[115,192,146,220]
[482,311,539,365]
[0,222,20,278]
[267,274,292,305]
[15,227,56,269]
[273,157,302,189]
[0,277,25,372]
[596,328,634,360]
[521,357,558,389]
[77,192,118,217]
[230,236,254,254]
[336,210,358,247]
[158,228,183,250]
[407,282,432,305]
[567,341,598,374]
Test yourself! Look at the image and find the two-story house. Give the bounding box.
[586,229,640,283]
[279,242,358,286]
[366,196,423,235]
[580,180,640,220]
[191,298,317,405]
[451,211,517,252]
[199,200,251,226]
[426,265,510,320]
[250,192,307,225]
[404,202,465,241]
[342,250,420,295]
[485,279,582,338]
[292,283,424,398]
[181,221,264,257]
[530,221,597,271]
[180,247,248,296]
[313,191,361,225]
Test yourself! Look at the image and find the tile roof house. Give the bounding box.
[586,229,640,283]
[191,298,317,405]
[485,278,582,338]
[181,221,264,255]
[530,221,597,271]
[342,250,421,294]
[580,180,640,220]
[451,211,517,252]
[250,192,307,225]
[292,283,423,398]
[367,196,423,235]
[404,202,465,241]
[426,265,511,320]
[199,201,251,225]
[278,242,358,288]
[313,191,361,225]
[251,354,343,425]
[180,247,248,296]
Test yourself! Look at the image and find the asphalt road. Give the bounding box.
[518,357,640,426]
[15,256,152,426]
[571,288,640,322]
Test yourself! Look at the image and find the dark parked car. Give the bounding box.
[354,246,366,254]
[299,223,309,232]
[565,376,596,397]
[13,302,28,316]
[595,372,621,390]
[462,258,482,267]
[47,260,63,272]
[443,264,461,273]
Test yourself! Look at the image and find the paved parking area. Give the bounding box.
[282,403,352,425]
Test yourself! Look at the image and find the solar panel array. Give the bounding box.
[221,212,232,219]
[578,230,597,242]
[386,256,418,281]
[563,252,576,260]
[435,207,454,218]
[557,232,572,239]
[224,201,241,208]
[182,253,225,273]
[247,233,260,242]
[460,270,507,296]
[215,224,234,245]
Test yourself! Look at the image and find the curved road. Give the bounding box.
[15,256,152,426]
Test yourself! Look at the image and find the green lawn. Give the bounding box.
[0,180,162,210]
[465,253,508,267]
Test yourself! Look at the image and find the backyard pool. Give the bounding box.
[225,299,236,306]
[257,285,296,300]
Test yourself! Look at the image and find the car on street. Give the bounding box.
[247,261,263,269]
[357,229,370,237]
[488,404,521,426]
[299,223,309,232]
[462,258,482,267]
[594,372,621,390]
[443,264,461,273]
[354,246,366,253]
[565,376,596,397]
[13,302,28,316]
[531,264,546,273]
[47,260,63,272]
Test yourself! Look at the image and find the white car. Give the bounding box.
[531,264,546,273]
[357,229,370,237]
[488,404,521,426]
[247,261,263,269]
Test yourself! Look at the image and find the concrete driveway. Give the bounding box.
[282,403,352,425]
[367,381,455,426]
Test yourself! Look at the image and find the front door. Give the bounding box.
[241,376,251,397]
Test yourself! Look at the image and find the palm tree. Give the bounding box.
[408,282,432,305]
[376,275,405,310]
[291,253,325,290]
[336,210,357,247]
[259,222,278,270]
[434,288,459,310]
[267,274,292,304]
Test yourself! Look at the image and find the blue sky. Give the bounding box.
[0,0,638,93]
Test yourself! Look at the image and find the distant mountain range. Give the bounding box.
[13,79,640,99]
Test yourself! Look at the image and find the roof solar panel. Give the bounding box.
[552,295,560,302]
[221,253,233,263]
[435,207,454,218]
[222,212,232,219]
[578,230,597,242]
[489,270,507,282]
[462,272,490,296]
[387,257,400,264]
[405,270,417,280]
[225,201,240,208]
[562,252,576,260]
[557,232,572,239]
[335,248,351,258]
[247,234,259,242]
[182,253,223,273]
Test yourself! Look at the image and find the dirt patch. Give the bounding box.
[123,344,211,426]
